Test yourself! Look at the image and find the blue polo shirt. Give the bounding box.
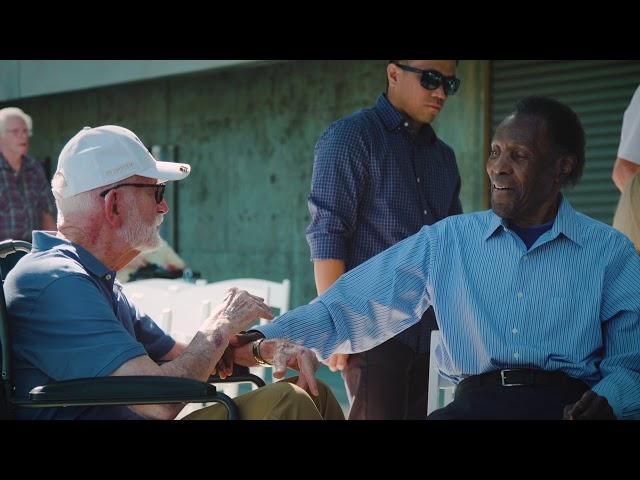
[4,231,175,420]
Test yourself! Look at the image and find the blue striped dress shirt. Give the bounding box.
[306,93,462,351]
[258,198,640,419]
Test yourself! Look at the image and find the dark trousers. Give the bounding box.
[342,337,430,420]
[427,373,590,420]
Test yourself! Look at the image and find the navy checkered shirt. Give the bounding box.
[306,93,462,352]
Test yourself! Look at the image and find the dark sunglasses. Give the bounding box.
[391,62,461,96]
[100,182,167,204]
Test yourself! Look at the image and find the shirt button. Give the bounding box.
[512,328,519,335]
[105,274,112,280]
[513,352,520,359]
[404,121,409,127]
[522,255,528,261]
[423,210,428,215]
[417,177,421,183]
[517,292,523,299]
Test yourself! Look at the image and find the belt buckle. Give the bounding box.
[500,369,524,387]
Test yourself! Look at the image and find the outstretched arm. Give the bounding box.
[314,259,350,372]
[256,226,437,360]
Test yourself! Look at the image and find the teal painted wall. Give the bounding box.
[434,60,489,212]
[0,60,277,102]
[5,60,487,309]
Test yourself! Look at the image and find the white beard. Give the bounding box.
[120,203,162,253]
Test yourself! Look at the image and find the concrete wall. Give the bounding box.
[434,60,490,212]
[3,60,487,308]
[0,60,276,102]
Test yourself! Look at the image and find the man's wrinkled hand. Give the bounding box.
[563,391,616,420]
[208,288,273,334]
[268,340,320,396]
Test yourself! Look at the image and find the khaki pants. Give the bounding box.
[613,171,640,252]
[182,377,344,420]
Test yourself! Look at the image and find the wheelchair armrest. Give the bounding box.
[20,376,226,407]
[208,364,266,388]
[155,361,266,388]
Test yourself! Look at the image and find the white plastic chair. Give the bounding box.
[426,330,456,416]
[121,278,197,333]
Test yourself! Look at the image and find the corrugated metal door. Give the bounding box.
[491,60,640,224]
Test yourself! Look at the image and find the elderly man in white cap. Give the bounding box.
[4,125,343,420]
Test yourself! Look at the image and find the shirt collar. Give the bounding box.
[483,195,584,247]
[374,93,436,145]
[0,153,38,172]
[484,211,505,241]
[31,231,117,284]
[0,153,13,171]
[548,196,584,247]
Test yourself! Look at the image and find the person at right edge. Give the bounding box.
[612,85,640,252]
[306,60,462,419]
[611,85,640,193]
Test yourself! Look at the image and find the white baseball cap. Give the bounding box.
[52,125,191,199]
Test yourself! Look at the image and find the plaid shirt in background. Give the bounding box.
[0,154,57,241]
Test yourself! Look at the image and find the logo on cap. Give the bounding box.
[104,161,136,178]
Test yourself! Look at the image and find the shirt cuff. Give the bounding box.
[306,233,347,260]
[254,321,290,340]
[591,380,624,419]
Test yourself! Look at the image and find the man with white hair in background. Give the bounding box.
[4,124,343,420]
[0,107,56,243]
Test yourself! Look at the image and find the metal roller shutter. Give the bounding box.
[491,60,640,224]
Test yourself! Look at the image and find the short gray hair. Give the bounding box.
[52,172,119,226]
[0,107,33,136]
[52,173,146,227]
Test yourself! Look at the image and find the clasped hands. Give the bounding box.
[205,288,320,396]
[215,331,321,396]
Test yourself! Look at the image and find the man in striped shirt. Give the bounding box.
[236,96,640,419]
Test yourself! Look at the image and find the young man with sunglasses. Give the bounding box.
[4,125,344,420]
[306,60,462,419]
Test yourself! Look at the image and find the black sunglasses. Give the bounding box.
[100,182,167,204]
[391,62,461,96]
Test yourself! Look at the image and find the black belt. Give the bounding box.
[458,368,588,391]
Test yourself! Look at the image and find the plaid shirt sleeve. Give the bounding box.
[306,121,370,261]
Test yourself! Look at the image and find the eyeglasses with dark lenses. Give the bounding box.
[100,183,167,204]
[392,62,461,96]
